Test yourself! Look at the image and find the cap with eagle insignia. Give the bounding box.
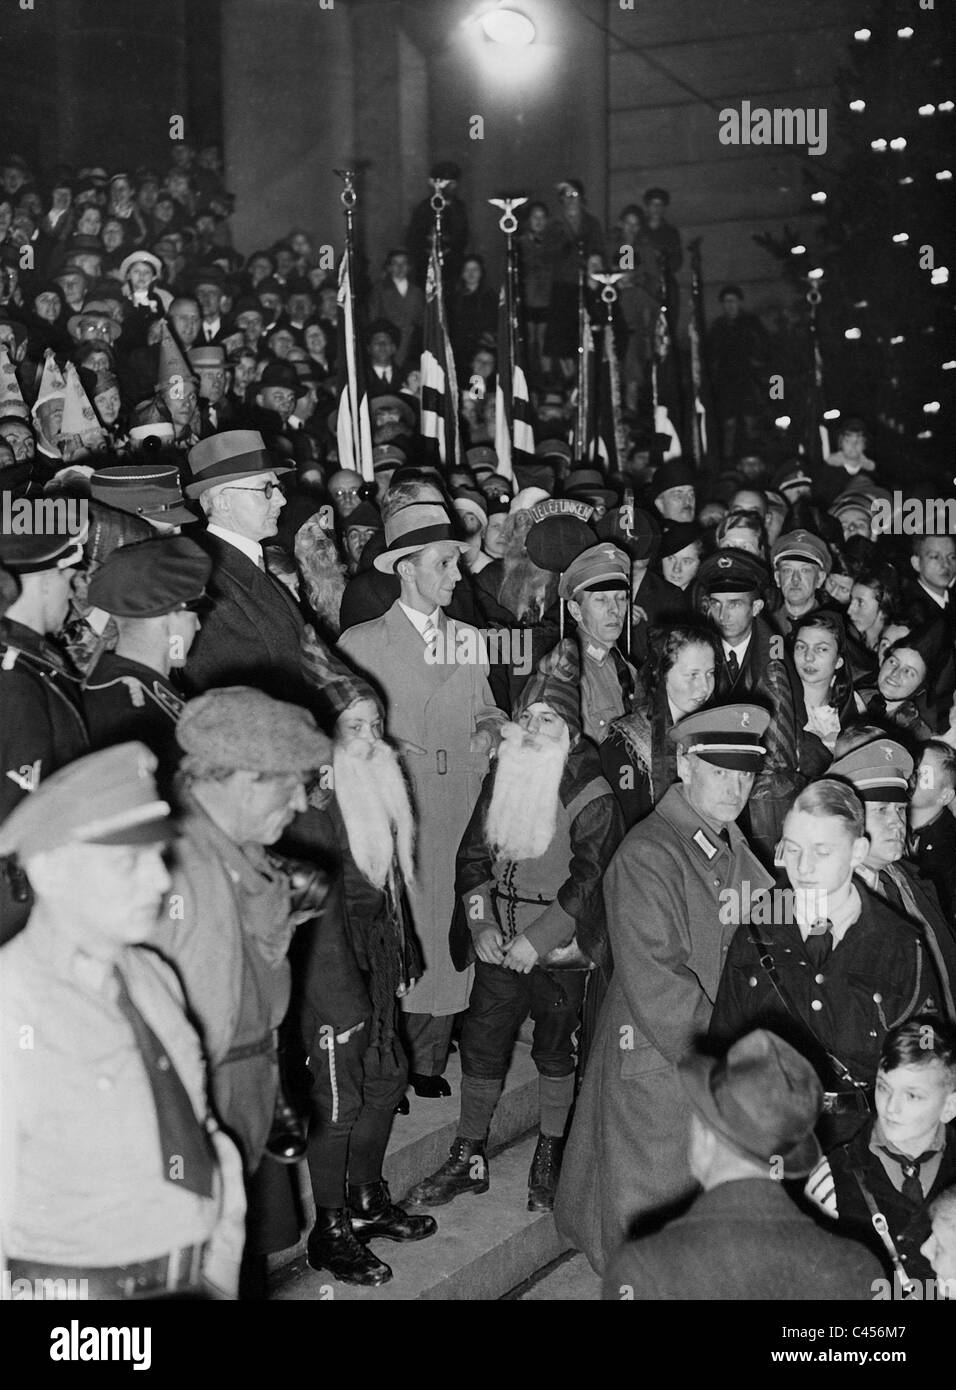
[829,738,913,802]
[669,703,770,772]
[0,742,171,861]
[695,549,769,598]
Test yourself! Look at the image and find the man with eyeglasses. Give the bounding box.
[327,468,366,522]
[181,430,308,703]
[82,536,211,793]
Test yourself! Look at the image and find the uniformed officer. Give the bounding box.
[0,743,246,1298]
[695,546,821,862]
[831,738,956,1020]
[82,535,211,790]
[555,702,774,1273]
[0,529,89,943]
[555,542,636,746]
[710,774,942,1148]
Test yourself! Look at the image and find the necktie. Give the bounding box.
[422,616,439,657]
[878,1147,937,1205]
[256,553,266,573]
[804,919,833,969]
[726,649,740,683]
[113,967,216,1198]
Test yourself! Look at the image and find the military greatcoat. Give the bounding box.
[554,781,773,1274]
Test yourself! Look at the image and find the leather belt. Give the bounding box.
[822,1090,871,1115]
[6,1243,208,1299]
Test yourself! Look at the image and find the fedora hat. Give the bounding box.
[679,1029,822,1178]
[184,429,291,499]
[373,502,469,574]
[563,468,618,508]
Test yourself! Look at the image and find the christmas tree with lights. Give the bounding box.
[756,0,955,477]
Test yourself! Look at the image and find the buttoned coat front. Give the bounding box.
[554,781,773,1274]
[337,601,504,1016]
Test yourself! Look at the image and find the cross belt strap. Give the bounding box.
[846,1162,920,1299]
[745,920,871,1093]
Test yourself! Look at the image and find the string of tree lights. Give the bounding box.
[756,0,954,474]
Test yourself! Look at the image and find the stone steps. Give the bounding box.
[269,1033,563,1299]
[514,1251,603,1301]
[273,1131,572,1301]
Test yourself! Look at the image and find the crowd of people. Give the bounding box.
[1,145,956,1304]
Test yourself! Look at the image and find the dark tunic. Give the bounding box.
[0,619,89,943]
[825,1121,956,1284]
[709,881,942,1145]
[82,651,184,791]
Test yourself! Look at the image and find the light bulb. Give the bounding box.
[774,415,791,429]
[923,401,941,413]
[790,244,807,255]
[938,101,955,113]
[871,139,888,152]
[849,99,866,113]
[899,176,915,185]
[942,360,956,370]
[931,267,950,284]
[936,170,953,180]
[810,191,827,204]
[808,267,824,280]
[823,409,841,421]
[890,335,905,345]
[890,137,907,150]
[480,7,536,46]
[897,26,914,38]
[918,104,936,116]
[845,327,862,340]
[892,232,909,243]
[854,28,871,41]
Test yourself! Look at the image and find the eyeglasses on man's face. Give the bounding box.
[225,481,282,500]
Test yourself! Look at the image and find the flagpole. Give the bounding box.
[489,197,528,467]
[575,240,590,464]
[334,167,362,469]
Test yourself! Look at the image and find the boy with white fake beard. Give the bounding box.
[407,671,623,1214]
[293,644,436,1288]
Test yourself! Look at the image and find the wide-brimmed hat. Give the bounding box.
[679,1029,823,1179]
[563,468,618,507]
[66,308,121,343]
[119,250,163,281]
[368,393,416,427]
[373,502,469,573]
[185,429,291,498]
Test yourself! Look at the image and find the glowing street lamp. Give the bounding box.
[480,7,536,46]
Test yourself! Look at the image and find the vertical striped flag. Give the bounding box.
[591,320,625,473]
[494,284,535,483]
[335,252,374,482]
[420,247,461,471]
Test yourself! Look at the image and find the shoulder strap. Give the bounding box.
[744,919,870,1090]
[846,1159,920,1299]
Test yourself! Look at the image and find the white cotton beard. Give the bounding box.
[333,737,416,890]
[485,721,569,863]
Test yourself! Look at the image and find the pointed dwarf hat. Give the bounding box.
[60,361,105,439]
[156,320,197,391]
[0,341,29,420]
